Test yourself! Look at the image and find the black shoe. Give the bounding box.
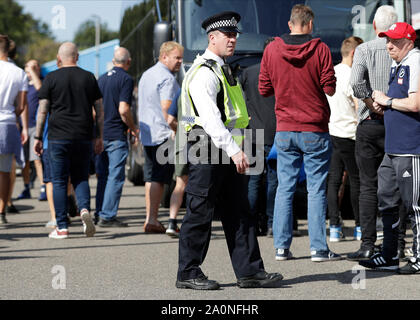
[6,204,19,213]
[98,217,128,228]
[94,213,99,225]
[398,258,420,274]
[0,213,8,225]
[176,274,220,290]
[346,248,374,261]
[359,252,399,271]
[237,271,283,288]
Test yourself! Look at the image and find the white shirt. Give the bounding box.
[0,60,28,124]
[327,63,357,140]
[189,49,240,157]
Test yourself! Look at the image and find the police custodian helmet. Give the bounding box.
[201,11,241,34]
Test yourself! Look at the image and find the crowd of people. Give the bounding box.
[1,3,420,289]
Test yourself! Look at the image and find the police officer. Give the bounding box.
[176,11,283,290]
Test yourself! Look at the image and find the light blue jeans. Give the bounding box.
[273,131,332,252]
[95,140,128,220]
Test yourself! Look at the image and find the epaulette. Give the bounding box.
[202,59,217,69]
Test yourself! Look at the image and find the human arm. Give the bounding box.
[34,98,50,156]
[372,90,419,113]
[167,114,178,132]
[319,43,336,96]
[189,66,246,172]
[166,90,181,133]
[25,61,42,91]
[119,101,139,144]
[258,49,274,97]
[19,96,29,145]
[349,45,381,114]
[93,98,104,154]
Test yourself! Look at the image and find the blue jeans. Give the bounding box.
[273,131,332,252]
[248,144,277,229]
[95,140,128,220]
[49,140,92,229]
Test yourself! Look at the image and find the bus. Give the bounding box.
[127,0,412,196]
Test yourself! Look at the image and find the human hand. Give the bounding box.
[94,138,104,154]
[21,128,28,145]
[231,150,249,174]
[34,140,43,157]
[372,90,389,106]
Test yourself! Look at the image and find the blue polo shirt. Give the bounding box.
[27,84,40,128]
[98,67,134,141]
[385,48,420,155]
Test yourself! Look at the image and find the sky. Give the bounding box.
[17,0,143,42]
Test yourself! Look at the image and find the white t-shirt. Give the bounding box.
[0,60,28,124]
[327,63,357,140]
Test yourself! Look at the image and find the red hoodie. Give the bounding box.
[259,36,336,132]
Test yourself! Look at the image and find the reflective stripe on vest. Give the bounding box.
[180,57,249,146]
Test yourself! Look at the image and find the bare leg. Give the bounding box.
[7,158,16,206]
[21,161,30,185]
[169,175,188,220]
[0,172,10,213]
[46,182,56,222]
[34,159,44,186]
[144,181,165,229]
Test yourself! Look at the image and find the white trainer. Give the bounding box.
[80,209,96,237]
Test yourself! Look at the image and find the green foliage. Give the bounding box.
[0,0,58,66]
[119,0,169,81]
[73,19,119,50]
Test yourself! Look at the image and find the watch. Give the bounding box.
[34,136,43,140]
[385,98,393,109]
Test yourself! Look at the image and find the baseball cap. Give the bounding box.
[378,22,417,42]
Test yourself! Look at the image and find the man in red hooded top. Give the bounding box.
[259,4,339,262]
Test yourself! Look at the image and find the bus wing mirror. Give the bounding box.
[153,21,172,62]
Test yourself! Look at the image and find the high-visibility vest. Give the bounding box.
[180,55,249,146]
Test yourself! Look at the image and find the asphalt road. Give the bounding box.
[1,175,419,304]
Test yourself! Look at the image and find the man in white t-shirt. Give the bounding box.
[326,36,363,242]
[0,35,28,224]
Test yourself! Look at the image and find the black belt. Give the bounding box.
[360,118,384,125]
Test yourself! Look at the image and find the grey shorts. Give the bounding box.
[23,127,40,162]
[174,150,188,177]
[0,154,14,172]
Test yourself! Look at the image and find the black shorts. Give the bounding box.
[143,142,174,183]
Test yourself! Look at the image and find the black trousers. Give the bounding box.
[327,136,360,226]
[177,136,265,281]
[355,120,385,250]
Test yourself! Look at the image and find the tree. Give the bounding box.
[119,0,169,80]
[0,0,57,66]
[73,20,119,50]
[24,36,60,65]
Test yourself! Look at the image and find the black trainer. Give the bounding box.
[98,217,128,228]
[176,274,220,290]
[398,258,420,274]
[237,271,283,288]
[346,248,374,261]
[359,252,399,271]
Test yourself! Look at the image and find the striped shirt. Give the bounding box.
[350,37,392,122]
